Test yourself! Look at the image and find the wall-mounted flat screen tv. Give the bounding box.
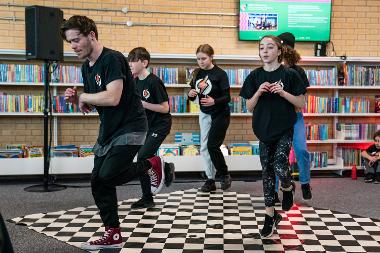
[239,0,332,42]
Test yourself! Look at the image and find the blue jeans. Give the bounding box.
[276,112,310,191]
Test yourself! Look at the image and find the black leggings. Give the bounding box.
[259,130,293,207]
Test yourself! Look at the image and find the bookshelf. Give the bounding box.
[1,50,379,175]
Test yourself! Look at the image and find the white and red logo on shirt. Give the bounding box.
[142,89,150,99]
[195,75,212,95]
[95,74,101,87]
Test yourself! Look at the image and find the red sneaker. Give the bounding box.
[147,156,165,195]
[81,227,123,251]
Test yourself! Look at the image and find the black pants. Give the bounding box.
[137,131,168,200]
[259,130,293,207]
[208,112,230,177]
[0,213,14,253]
[91,145,151,228]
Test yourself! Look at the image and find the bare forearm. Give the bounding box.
[143,101,169,113]
[281,92,305,109]
[247,92,261,112]
[80,91,120,107]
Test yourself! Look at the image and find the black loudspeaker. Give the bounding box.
[25,6,63,61]
[314,42,327,57]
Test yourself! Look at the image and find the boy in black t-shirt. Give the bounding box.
[361,130,380,183]
[61,16,174,251]
[127,47,174,209]
[240,35,306,238]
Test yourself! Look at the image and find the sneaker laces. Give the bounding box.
[148,169,158,187]
[91,229,112,245]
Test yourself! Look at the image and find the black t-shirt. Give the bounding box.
[239,65,306,143]
[189,66,231,115]
[136,73,172,135]
[82,47,147,146]
[365,144,380,156]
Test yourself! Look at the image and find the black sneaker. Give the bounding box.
[274,192,281,206]
[131,198,155,209]
[365,173,375,183]
[301,183,312,200]
[220,174,232,190]
[282,182,295,211]
[200,179,216,192]
[164,162,175,187]
[260,210,282,238]
[374,173,380,184]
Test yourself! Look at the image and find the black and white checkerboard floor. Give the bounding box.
[11,189,380,252]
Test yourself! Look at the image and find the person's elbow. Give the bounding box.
[161,102,170,113]
[109,95,121,106]
[298,98,306,108]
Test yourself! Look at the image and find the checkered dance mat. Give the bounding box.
[11,189,380,252]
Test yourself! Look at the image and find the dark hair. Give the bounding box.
[127,47,151,67]
[373,130,380,141]
[60,15,98,41]
[259,35,283,63]
[283,46,301,67]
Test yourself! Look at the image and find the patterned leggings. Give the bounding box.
[260,130,293,207]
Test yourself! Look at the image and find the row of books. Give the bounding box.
[0,64,45,83]
[305,124,329,140]
[5,63,378,87]
[0,144,94,158]
[340,148,363,166]
[148,67,178,84]
[346,65,380,86]
[310,151,329,168]
[303,95,371,113]
[230,97,248,113]
[0,93,44,113]
[157,142,260,156]
[305,68,337,86]
[168,96,249,114]
[1,93,378,116]
[336,123,380,140]
[51,64,83,83]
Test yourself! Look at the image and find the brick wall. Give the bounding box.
[0,0,378,148]
[0,0,378,56]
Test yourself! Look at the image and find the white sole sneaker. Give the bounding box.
[81,242,123,250]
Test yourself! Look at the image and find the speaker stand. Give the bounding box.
[24,60,66,192]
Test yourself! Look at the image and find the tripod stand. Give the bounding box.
[24,60,66,192]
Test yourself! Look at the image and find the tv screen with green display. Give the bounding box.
[239,0,332,42]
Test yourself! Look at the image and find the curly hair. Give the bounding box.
[282,46,301,67]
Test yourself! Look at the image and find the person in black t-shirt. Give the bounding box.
[61,16,174,251]
[240,35,306,238]
[127,47,174,209]
[361,130,380,183]
[271,32,312,203]
[187,44,231,192]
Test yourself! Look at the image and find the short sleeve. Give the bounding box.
[103,53,126,85]
[289,69,307,96]
[150,77,169,104]
[298,67,310,88]
[81,64,89,93]
[239,71,257,99]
